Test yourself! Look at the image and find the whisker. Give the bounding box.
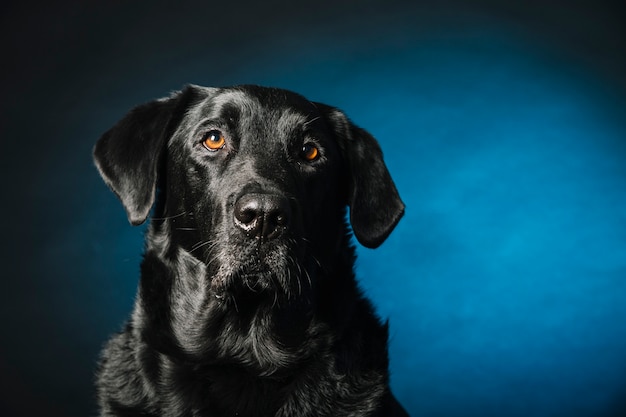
[245,275,260,293]
[303,116,320,127]
[311,255,322,269]
[272,289,280,309]
[204,250,219,265]
[292,258,302,291]
[151,211,189,221]
[204,247,223,270]
[190,239,218,253]
[231,295,239,313]
[293,260,302,297]
[304,267,312,290]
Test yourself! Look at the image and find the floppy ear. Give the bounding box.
[93,86,200,225]
[318,104,405,248]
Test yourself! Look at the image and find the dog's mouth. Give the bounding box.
[211,268,273,297]
[208,244,308,305]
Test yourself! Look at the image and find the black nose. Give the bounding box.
[234,193,291,240]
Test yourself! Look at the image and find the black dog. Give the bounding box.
[94,85,408,417]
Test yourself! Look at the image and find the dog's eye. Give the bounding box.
[300,143,319,162]
[202,130,226,151]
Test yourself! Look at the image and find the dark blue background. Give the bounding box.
[2,1,626,416]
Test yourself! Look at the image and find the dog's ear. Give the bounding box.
[93,86,201,225]
[317,104,405,248]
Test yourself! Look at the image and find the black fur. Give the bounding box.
[94,85,408,417]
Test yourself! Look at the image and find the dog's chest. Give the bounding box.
[196,366,288,417]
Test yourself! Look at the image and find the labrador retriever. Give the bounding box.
[94,85,408,417]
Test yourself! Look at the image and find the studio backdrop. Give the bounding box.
[2,1,625,416]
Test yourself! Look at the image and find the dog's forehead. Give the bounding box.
[197,87,318,130]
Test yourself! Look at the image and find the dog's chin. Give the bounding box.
[209,261,300,307]
[211,270,272,299]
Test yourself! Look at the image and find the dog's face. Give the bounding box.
[94,85,403,309]
[167,87,350,302]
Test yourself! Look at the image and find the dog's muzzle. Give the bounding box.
[209,192,300,300]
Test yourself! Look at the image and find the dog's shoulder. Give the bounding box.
[97,324,158,415]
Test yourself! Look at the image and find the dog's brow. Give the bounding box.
[303,116,321,127]
[210,91,257,116]
[218,103,241,123]
[277,110,310,134]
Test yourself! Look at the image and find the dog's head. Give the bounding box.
[94,85,403,305]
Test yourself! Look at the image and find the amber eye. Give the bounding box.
[202,130,226,151]
[300,143,319,161]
